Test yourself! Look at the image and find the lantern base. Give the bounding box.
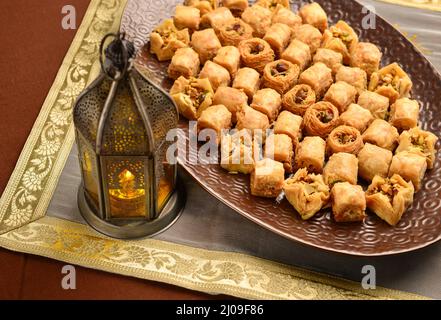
[77,182,185,239]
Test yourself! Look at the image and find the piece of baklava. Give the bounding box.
[263,23,292,56]
[303,101,339,138]
[232,67,261,99]
[357,90,389,120]
[389,98,420,131]
[263,60,300,94]
[174,5,201,31]
[323,152,358,185]
[238,38,275,73]
[191,28,222,64]
[150,19,190,61]
[168,47,200,80]
[326,125,364,156]
[274,110,303,144]
[322,20,359,64]
[368,63,413,103]
[220,129,255,174]
[313,48,343,75]
[256,0,290,12]
[197,104,232,144]
[323,81,357,114]
[283,168,330,220]
[213,86,248,123]
[281,39,312,71]
[339,103,374,133]
[388,151,427,191]
[295,136,326,174]
[362,119,399,151]
[358,143,393,182]
[217,18,253,46]
[250,158,285,198]
[199,60,231,91]
[299,62,333,98]
[170,76,214,120]
[292,24,322,54]
[185,0,220,16]
[298,2,328,32]
[272,5,302,31]
[331,182,366,223]
[282,84,316,116]
[241,4,273,38]
[250,88,282,122]
[222,0,249,16]
[236,105,270,133]
[366,174,414,226]
[396,127,438,169]
[200,7,234,30]
[350,42,382,77]
[213,46,241,77]
[335,66,367,95]
[265,134,295,172]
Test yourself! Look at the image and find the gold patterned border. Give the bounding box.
[0,0,431,300]
[378,0,441,12]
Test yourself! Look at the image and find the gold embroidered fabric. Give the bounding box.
[0,0,432,300]
[378,0,441,12]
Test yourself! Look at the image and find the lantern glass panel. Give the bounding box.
[77,131,99,208]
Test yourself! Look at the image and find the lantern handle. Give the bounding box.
[99,32,131,81]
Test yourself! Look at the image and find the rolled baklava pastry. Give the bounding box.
[281,39,311,71]
[299,62,333,98]
[357,90,389,120]
[396,127,438,169]
[274,110,303,144]
[388,151,427,191]
[282,84,316,116]
[366,174,414,226]
[322,20,358,64]
[265,134,295,172]
[241,4,273,38]
[323,81,357,114]
[339,103,374,133]
[250,158,285,198]
[256,0,290,12]
[283,168,330,220]
[362,119,399,151]
[326,126,364,156]
[232,67,261,99]
[200,7,234,30]
[238,38,275,73]
[174,5,201,31]
[298,2,328,32]
[292,24,322,54]
[350,42,382,77]
[272,5,302,30]
[199,60,231,91]
[368,63,413,103]
[323,152,358,185]
[358,143,393,181]
[389,98,420,131]
[170,76,214,120]
[263,23,292,56]
[217,18,253,47]
[236,105,270,133]
[220,129,255,174]
[251,88,282,122]
[213,86,248,123]
[168,47,200,79]
[335,66,367,95]
[185,0,219,16]
[303,101,339,138]
[197,104,232,144]
[213,46,241,77]
[295,136,326,174]
[191,28,222,64]
[263,60,300,94]
[150,19,190,61]
[313,48,343,75]
[222,0,249,16]
[331,182,366,223]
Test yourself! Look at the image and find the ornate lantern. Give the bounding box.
[73,33,185,238]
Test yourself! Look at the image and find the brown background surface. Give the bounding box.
[0,0,228,300]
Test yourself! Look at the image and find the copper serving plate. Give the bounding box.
[121,0,441,256]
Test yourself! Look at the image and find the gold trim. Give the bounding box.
[0,0,432,300]
[378,0,441,12]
